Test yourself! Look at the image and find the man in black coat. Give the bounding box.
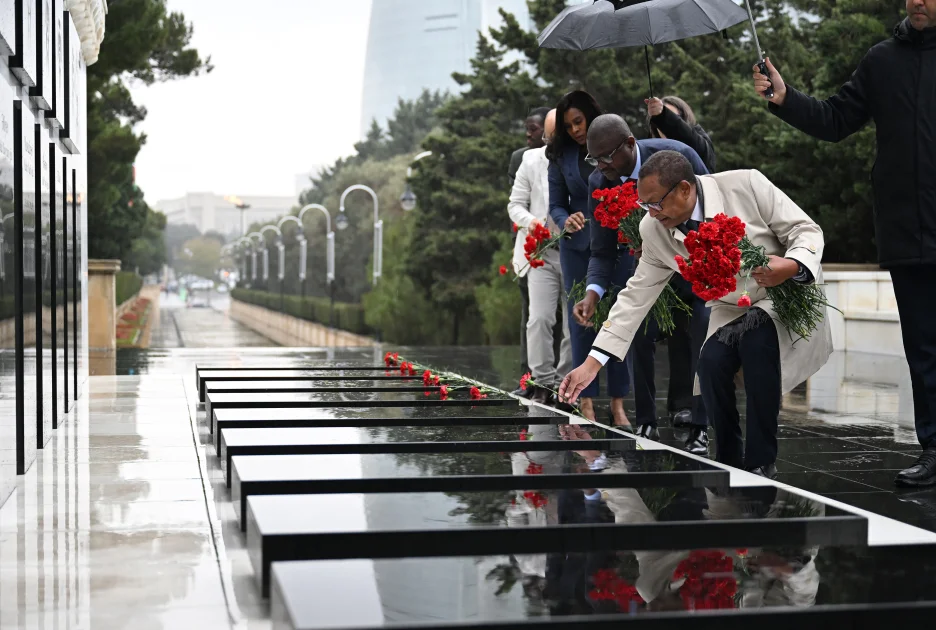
[754,1,936,486]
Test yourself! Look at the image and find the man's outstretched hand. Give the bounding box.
[558,357,602,405]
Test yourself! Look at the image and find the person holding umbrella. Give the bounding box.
[646,96,716,173]
[548,90,631,424]
[753,0,936,487]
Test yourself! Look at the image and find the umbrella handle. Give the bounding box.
[644,46,653,98]
[756,58,774,99]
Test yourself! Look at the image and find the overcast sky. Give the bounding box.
[129,0,372,204]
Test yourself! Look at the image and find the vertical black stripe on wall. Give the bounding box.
[49,144,57,429]
[34,123,43,446]
[61,157,68,409]
[71,168,76,399]
[13,101,25,475]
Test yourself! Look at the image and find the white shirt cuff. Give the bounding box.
[588,349,610,366]
[585,284,605,299]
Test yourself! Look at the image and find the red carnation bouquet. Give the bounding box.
[676,213,834,341]
[672,550,738,610]
[503,221,584,279]
[591,183,691,335]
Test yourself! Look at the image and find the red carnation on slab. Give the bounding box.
[422,369,433,386]
[469,386,486,400]
[439,385,449,401]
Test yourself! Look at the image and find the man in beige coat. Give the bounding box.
[560,150,832,478]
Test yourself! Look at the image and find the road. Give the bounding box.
[148,289,275,348]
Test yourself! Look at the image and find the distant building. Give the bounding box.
[154,193,297,239]
[359,0,531,138]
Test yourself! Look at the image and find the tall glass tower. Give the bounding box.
[359,0,530,138]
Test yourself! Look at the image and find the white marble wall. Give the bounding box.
[823,271,903,356]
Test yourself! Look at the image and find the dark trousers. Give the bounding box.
[519,274,565,377]
[633,276,710,428]
[891,265,936,450]
[560,243,631,398]
[698,316,780,470]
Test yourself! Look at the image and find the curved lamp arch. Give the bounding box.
[338,186,381,286]
[297,204,335,284]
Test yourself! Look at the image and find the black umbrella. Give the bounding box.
[538,0,750,96]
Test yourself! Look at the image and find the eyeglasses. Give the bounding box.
[584,140,627,166]
[637,182,681,212]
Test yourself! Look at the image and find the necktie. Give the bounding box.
[676,219,700,236]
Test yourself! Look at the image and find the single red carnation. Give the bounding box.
[519,372,532,391]
[499,265,507,275]
[737,293,752,308]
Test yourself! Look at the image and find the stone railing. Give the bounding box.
[229,299,374,348]
[822,265,901,356]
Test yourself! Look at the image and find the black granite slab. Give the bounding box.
[204,379,433,397]
[204,391,518,427]
[195,364,387,392]
[197,369,420,401]
[246,484,865,596]
[210,405,564,451]
[231,449,731,530]
[218,424,610,485]
[270,544,936,629]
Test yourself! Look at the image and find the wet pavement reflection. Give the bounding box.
[1,347,935,629]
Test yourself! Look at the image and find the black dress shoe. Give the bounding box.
[895,447,936,488]
[747,463,778,480]
[636,424,660,440]
[513,386,534,399]
[531,386,555,405]
[684,427,709,455]
[672,409,692,428]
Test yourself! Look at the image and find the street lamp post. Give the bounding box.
[338,185,381,286]
[399,150,433,211]
[260,225,284,311]
[236,237,252,285]
[297,203,337,325]
[278,215,306,300]
[225,195,252,237]
[248,232,264,286]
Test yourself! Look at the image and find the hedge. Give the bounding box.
[231,288,370,337]
[115,271,143,306]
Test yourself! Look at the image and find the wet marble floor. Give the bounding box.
[1,346,934,628]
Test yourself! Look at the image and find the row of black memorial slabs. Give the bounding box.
[0,0,90,507]
[195,363,936,630]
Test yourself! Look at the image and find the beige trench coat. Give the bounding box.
[593,169,832,395]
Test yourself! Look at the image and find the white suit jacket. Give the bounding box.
[507,147,557,276]
[594,170,832,394]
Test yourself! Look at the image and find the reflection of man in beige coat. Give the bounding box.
[560,151,832,477]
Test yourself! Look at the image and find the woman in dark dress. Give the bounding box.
[547,90,631,424]
[646,96,716,172]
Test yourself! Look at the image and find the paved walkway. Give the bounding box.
[149,292,273,348]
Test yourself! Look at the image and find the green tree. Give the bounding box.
[177,236,221,280]
[87,0,210,265]
[405,37,543,343]
[124,207,167,276]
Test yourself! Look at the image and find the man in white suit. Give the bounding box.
[560,150,831,478]
[509,109,572,403]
